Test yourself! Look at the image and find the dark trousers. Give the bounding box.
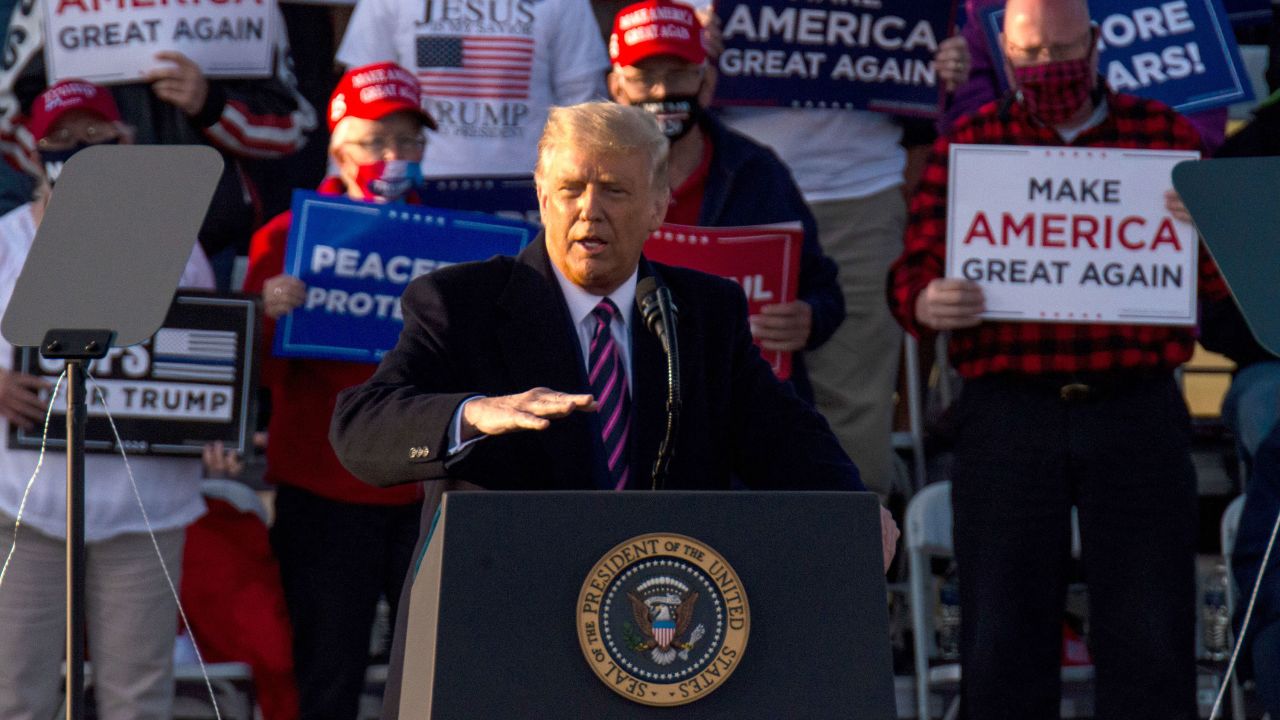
[951,372,1198,720]
[271,485,423,720]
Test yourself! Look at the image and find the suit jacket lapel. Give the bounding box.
[495,238,598,488]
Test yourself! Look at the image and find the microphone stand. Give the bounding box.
[640,280,680,486]
[648,286,680,490]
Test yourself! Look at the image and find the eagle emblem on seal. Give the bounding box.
[626,577,707,665]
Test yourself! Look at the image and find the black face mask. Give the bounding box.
[637,95,701,141]
[40,138,120,185]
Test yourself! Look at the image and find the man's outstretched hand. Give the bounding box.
[460,388,596,441]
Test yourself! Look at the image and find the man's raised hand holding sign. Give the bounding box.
[914,278,985,330]
[145,51,209,116]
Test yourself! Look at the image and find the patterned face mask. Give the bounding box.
[352,159,422,203]
[1012,56,1095,125]
[636,95,702,141]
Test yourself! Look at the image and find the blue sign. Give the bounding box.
[980,0,1254,113]
[713,0,955,117]
[275,191,536,363]
[422,175,541,227]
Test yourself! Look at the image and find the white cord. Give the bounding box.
[86,372,223,720]
[1210,499,1280,719]
[0,370,66,592]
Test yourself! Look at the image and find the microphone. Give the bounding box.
[636,277,676,353]
[636,276,680,490]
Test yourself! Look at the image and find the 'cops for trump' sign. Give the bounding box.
[945,144,1200,326]
[44,0,278,83]
[10,294,259,456]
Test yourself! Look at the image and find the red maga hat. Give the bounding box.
[610,0,706,67]
[328,62,437,132]
[27,80,122,142]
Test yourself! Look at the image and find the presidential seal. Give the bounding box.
[576,533,750,707]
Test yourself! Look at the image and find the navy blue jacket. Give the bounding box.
[697,112,844,402]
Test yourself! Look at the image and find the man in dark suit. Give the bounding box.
[330,101,896,533]
[331,101,897,719]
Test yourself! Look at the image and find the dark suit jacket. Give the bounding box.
[330,236,862,493]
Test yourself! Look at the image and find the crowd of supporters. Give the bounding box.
[0,0,1276,718]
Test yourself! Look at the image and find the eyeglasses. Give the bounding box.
[1003,29,1095,63]
[343,135,427,156]
[37,121,121,151]
[616,66,704,91]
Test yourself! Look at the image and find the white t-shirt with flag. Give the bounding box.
[337,0,609,178]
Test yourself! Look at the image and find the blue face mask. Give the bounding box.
[40,138,120,185]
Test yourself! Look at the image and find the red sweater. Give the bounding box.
[243,179,421,505]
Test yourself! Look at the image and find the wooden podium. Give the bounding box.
[398,491,895,719]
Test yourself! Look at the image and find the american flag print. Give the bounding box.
[415,35,534,100]
[152,329,237,383]
[653,619,676,649]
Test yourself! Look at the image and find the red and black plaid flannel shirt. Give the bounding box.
[887,91,1229,380]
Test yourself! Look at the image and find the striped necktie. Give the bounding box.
[587,298,631,490]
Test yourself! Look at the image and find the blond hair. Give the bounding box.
[535,102,669,191]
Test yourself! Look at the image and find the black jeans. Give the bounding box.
[271,485,423,720]
[951,372,1198,720]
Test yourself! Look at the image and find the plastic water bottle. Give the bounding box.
[1201,564,1230,662]
[936,572,962,661]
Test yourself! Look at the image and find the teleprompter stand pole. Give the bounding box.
[43,329,113,720]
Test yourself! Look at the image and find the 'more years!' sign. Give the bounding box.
[45,0,277,84]
[946,144,1201,326]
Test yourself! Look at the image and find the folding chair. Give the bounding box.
[1220,495,1248,720]
[896,334,927,492]
[907,482,956,720]
[172,661,256,720]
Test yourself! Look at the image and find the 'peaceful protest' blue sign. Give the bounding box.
[713,0,954,116]
[980,0,1253,113]
[275,191,537,363]
[421,175,541,227]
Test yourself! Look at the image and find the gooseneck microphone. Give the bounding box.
[636,276,680,490]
